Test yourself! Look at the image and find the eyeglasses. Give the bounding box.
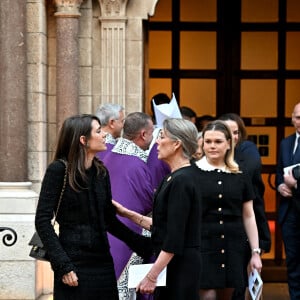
[113,118,125,124]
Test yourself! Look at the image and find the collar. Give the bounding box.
[195,156,230,173]
[105,133,117,145]
[112,138,148,163]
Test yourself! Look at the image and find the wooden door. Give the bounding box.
[146,0,300,282]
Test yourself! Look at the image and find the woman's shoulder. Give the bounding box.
[46,159,66,174]
[170,164,201,182]
[239,140,260,159]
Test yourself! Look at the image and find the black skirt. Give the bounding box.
[54,261,119,300]
[199,217,248,289]
[154,247,201,300]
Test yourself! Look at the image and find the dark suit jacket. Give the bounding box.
[276,133,298,225]
[235,140,271,252]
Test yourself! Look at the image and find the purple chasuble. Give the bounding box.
[103,142,154,278]
[147,143,170,190]
[96,143,114,161]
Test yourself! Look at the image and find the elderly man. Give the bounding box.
[95,103,125,160]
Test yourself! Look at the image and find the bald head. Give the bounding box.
[292,102,300,133]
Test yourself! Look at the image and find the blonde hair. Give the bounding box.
[202,120,240,173]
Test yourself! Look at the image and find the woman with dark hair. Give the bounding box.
[195,120,262,300]
[35,114,151,300]
[113,118,203,300]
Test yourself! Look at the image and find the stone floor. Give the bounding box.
[37,283,290,300]
[262,283,289,300]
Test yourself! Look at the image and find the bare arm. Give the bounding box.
[136,250,174,294]
[112,200,152,231]
[243,200,262,272]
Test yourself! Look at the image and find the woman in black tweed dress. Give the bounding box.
[35,114,152,300]
[195,120,262,300]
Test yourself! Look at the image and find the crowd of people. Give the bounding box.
[35,94,300,300]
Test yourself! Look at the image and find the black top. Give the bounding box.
[198,169,255,289]
[152,164,202,254]
[35,160,152,279]
[151,164,202,300]
[236,141,271,252]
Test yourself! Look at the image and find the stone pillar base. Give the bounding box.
[0,182,52,300]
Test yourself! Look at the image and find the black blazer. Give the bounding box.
[276,133,298,225]
[35,160,151,278]
[235,141,271,252]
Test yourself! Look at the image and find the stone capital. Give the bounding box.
[54,0,83,17]
[98,0,129,17]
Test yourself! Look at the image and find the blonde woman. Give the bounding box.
[195,120,262,300]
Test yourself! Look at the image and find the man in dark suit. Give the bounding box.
[276,102,300,300]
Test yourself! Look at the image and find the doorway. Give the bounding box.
[146,0,300,282]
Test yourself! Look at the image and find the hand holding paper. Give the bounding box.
[128,263,166,289]
[248,269,263,300]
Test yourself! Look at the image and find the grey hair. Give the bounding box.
[95,103,124,126]
[123,112,152,140]
[163,118,198,159]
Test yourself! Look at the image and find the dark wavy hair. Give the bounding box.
[53,114,105,191]
[218,113,247,146]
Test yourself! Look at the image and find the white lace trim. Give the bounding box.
[112,138,148,163]
[105,133,117,145]
[117,229,152,300]
[195,156,230,173]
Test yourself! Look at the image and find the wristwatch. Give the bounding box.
[252,248,261,255]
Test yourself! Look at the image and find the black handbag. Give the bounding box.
[28,160,67,261]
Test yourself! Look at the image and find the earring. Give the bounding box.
[86,142,90,148]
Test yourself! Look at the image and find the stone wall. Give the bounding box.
[0,0,158,299]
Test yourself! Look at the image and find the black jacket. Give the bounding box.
[235,141,271,252]
[35,160,152,278]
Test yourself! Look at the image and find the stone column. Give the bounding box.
[98,0,128,107]
[97,0,159,112]
[0,0,27,181]
[54,0,83,130]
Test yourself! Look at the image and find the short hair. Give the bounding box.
[202,120,239,173]
[95,103,124,126]
[163,118,198,159]
[180,106,197,119]
[196,114,215,131]
[218,113,247,144]
[123,112,152,140]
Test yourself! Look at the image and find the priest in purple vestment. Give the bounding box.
[103,112,155,299]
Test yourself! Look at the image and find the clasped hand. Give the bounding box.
[62,271,78,286]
